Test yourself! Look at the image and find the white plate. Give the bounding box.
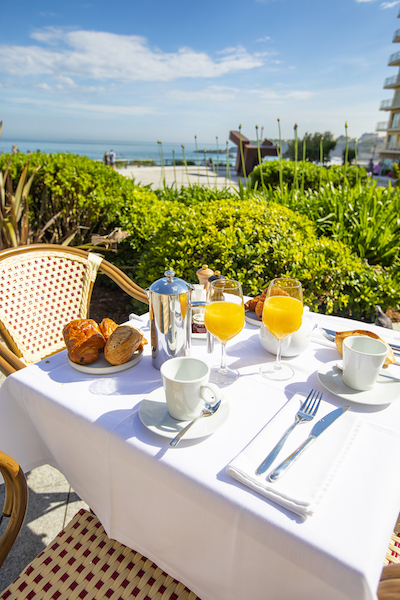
[68,346,143,374]
[317,360,400,405]
[245,311,262,327]
[139,387,229,440]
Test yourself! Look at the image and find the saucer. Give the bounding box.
[68,347,143,375]
[139,387,229,440]
[317,360,400,405]
[245,311,262,328]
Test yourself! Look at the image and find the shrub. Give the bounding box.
[0,152,158,245]
[254,180,400,267]
[250,160,368,191]
[115,186,400,321]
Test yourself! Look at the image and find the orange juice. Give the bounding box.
[180,293,187,322]
[204,301,244,343]
[262,296,302,340]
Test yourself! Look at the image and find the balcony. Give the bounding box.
[380,98,400,110]
[388,50,400,66]
[393,28,400,43]
[376,121,389,131]
[384,74,400,89]
[381,144,400,154]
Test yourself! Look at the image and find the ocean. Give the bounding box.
[0,138,237,166]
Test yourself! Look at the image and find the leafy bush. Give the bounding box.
[253,181,400,267]
[250,160,368,191]
[115,185,400,321]
[0,152,158,245]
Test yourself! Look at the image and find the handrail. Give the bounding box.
[384,75,400,88]
[388,50,400,64]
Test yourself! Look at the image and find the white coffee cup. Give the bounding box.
[342,336,388,391]
[160,357,222,420]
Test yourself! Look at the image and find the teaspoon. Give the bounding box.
[170,400,221,447]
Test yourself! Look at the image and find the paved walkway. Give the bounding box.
[116,164,241,190]
[116,166,396,191]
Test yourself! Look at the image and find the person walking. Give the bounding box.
[109,149,116,169]
[373,161,382,177]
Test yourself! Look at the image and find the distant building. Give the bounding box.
[358,133,379,143]
[377,8,400,166]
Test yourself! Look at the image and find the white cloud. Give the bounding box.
[13,97,155,115]
[167,85,314,104]
[0,28,264,82]
[354,0,400,5]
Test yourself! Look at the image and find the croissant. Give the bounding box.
[63,319,106,365]
[99,317,119,340]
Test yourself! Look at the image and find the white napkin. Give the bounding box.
[227,395,359,519]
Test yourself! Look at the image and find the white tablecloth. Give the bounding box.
[2,311,400,600]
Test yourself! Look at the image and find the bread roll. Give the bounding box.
[99,318,119,340]
[63,319,105,365]
[335,330,395,368]
[104,326,143,365]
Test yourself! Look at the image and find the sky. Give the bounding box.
[1,0,400,144]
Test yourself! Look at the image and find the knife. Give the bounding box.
[321,327,400,356]
[268,406,350,482]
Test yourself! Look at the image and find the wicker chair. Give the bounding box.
[0,451,199,600]
[0,244,148,377]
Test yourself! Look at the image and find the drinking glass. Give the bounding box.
[204,279,245,386]
[259,278,303,381]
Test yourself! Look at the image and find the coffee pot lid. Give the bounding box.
[149,270,191,295]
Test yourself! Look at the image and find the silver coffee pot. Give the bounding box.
[146,270,194,369]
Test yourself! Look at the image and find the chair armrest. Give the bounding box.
[0,451,28,568]
[0,345,26,374]
[99,260,148,304]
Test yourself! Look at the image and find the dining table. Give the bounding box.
[1,307,400,600]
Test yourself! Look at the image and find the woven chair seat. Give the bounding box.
[385,513,400,565]
[0,509,200,600]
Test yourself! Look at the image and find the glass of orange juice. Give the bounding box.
[259,278,303,381]
[204,279,245,385]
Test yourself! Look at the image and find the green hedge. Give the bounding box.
[250,160,368,190]
[115,185,400,321]
[0,152,157,244]
[249,179,400,267]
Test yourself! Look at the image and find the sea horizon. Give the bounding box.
[0,138,237,165]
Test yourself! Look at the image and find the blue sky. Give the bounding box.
[1,0,400,144]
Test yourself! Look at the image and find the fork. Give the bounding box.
[255,389,322,476]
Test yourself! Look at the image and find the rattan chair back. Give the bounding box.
[0,245,148,370]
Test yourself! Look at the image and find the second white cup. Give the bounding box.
[342,336,388,391]
[160,357,222,420]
